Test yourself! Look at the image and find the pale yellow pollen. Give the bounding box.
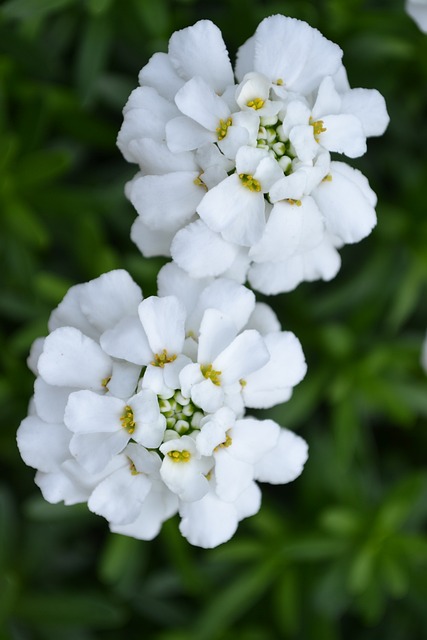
[120,405,136,434]
[239,173,262,192]
[194,175,207,190]
[216,117,232,141]
[309,117,327,141]
[167,449,191,463]
[247,97,265,110]
[214,434,233,452]
[200,363,222,386]
[151,349,177,368]
[286,198,302,206]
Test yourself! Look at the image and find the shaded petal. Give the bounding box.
[198,308,238,364]
[129,138,198,173]
[340,87,389,137]
[230,418,280,464]
[319,114,366,158]
[234,481,262,519]
[190,278,255,334]
[70,431,129,473]
[166,116,216,152]
[157,262,212,317]
[179,490,239,548]
[254,429,308,484]
[131,217,174,258]
[175,76,230,129]
[214,330,269,384]
[17,416,71,473]
[38,327,111,391]
[214,451,254,502]
[171,220,239,278]
[34,378,73,424]
[138,296,186,355]
[245,303,281,334]
[64,390,124,434]
[138,52,185,100]
[168,20,234,93]
[235,35,256,82]
[101,315,152,365]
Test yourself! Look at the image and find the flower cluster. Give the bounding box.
[18,269,308,548]
[119,15,389,294]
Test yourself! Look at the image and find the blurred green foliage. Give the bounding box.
[1,0,427,638]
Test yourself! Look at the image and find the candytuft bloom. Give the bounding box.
[119,15,389,294]
[17,270,308,548]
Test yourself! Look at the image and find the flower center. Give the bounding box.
[256,115,294,173]
[239,173,261,192]
[247,97,265,110]
[200,363,222,385]
[310,117,327,141]
[159,390,203,435]
[216,117,232,141]
[167,449,191,463]
[151,349,177,368]
[120,405,136,434]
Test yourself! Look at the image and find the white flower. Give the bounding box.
[118,15,388,292]
[18,269,309,548]
[406,0,427,32]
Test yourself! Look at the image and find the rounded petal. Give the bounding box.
[38,327,112,391]
[138,295,186,356]
[171,220,239,278]
[34,378,73,424]
[340,87,389,137]
[179,490,239,548]
[191,278,255,334]
[174,76,230,129]
[166,116,216,153]
[245,302,281,334]
[168,20,234,93]
[100,315,152,365]
[130,217,174,258]
[319,114,366,158]
[69,431,129,474]
[17,416,71,473]
[138,52,185,100]
[64,390,124,434]
[214,330,270,384]
[198,308,238,364]
[129,138,198,174]
[254,429,308,484]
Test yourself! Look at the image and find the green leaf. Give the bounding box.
[1,0,74,19]
[14,592,127,628]
[76,15,113,103]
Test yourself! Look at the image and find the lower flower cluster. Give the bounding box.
[18,269,308,548]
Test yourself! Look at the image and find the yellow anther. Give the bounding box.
[120,405,136,434]
[247,98,265,110]
[309,118,327,141]
[275,78,284,86]
[239,378,247,388]
[167,449,191,463]
[214,434,233,452]
[216,117,232,141]
[286,198,302,206]
[101,376,111,389]
[194,175,207,190]
[200,363,222,386]
[239,173,262,192]
[128,459,140,475]
[151,349,177,368]
[322,174,333,182]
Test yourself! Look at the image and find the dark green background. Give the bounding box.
[2,0,427,638]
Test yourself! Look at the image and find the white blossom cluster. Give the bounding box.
[18,269,308,548]
[17,14,389,548]
[119,15,389,294]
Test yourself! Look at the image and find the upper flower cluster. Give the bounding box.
[118,15,389,294]
[18,269,308,548]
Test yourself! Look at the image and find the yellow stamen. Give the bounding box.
[101,376,111,389]
[200,363,222,386]
[151,349,177,368]
[216,117,232,141]
[275,78,284,86]
[239,378,247,387]
[214,434,233,452]
[239,173,262,192]
[167,449,191,463]
[286,198,302,206]
[322,174,333,182]
[309,117,327,141]
[194,175,207,190]
[247,98,265,110]
[128,459,140,475]
[120,405,136,434]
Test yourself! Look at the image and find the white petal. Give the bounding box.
[196,419,228,456]
[179,490,239,548]
[48,284,96,339]
[254,429,308,484]
[34,378,73,424]
[235,35,256,82]
[17,416,71,472]
[197,175,265,246]
[191,278,255,334]
[130,217,173,258]
[138,52,185,100]
[253,16,342,94]
[319,114,366,158]
[249,197,324,264]
[243,332,307,408]
[64,390,123,434]
[27,338,44,375]
[157,262,211,317]
[70,431,129,473]
[129,138,198,174]
[166,116,216,152]
[100,315,152,365]
[88,465,152,525]
[312,162,376,243]
[128,172,204,232]
[198,308,238,364]
[311,76,342,119]
[289,125,319,162]
[168,20,234,93]
[340,88,389,137]
[138,296,186,356]
[234,481,262,519]
[38,327,111,391]
[214,330,270,384]
[107,360,141,400]
[111,482,178,539]
[268,172,307,202]
[191,378,224,414]
[175,76,230,129]
[230,418,280,464]
[245,302,281,334]
[171,220,239,278]
[160,436,210,502]
[78,270,142,335]
[214,451,254,502]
